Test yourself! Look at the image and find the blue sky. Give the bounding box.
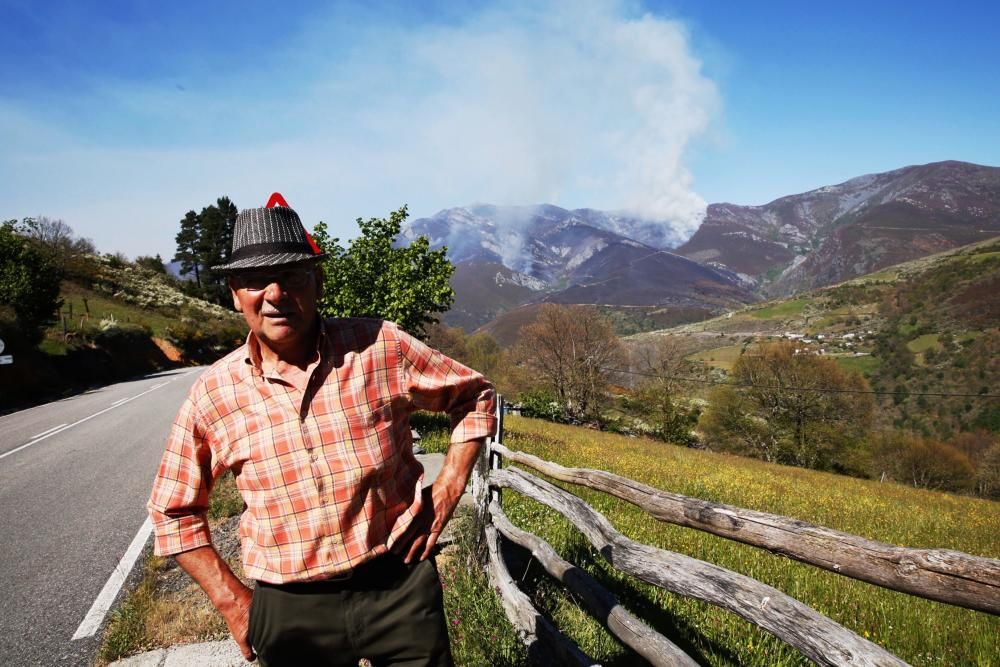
[2,0,998,258]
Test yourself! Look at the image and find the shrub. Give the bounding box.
[518,389,567,423]
[871,431,976,493]
[0,220,64,345]
[164,320,244,364]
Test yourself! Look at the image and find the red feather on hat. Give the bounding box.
[266,192,289,208]
[265,191,323,255]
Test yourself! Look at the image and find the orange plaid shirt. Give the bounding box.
[148,318,496,584]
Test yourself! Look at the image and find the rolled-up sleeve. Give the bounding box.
[147,395,216,556]
[395,323,497,444]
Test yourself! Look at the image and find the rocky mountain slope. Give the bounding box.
[403,204,755,330]
[403,160,999,333]
[676,160,1000,295]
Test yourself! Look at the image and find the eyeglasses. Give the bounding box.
[233,268,313,291]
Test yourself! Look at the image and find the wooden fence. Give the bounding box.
[472,397,1000,666]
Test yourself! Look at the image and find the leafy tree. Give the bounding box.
[135,254,167,274]
[700,385,779,460]
[464,331,502,380]
[311,206,454,338]
[975,443,1000,499]
[701,341,875,471]
[519,389,566,422]
[515,304,625,420]
[0,219,64,346]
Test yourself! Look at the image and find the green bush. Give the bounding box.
[165,320,244,364]
[0,220,64,345]
[518,390,567,423]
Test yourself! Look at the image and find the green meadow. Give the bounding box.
[438,417,1000,666]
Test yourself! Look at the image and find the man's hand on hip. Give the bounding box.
[174,546,257,661]
[393,438,484,563]
[220,582,255,661]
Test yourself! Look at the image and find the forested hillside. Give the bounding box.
[0,218,244,409]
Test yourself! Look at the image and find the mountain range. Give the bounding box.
[402,160,1000,333]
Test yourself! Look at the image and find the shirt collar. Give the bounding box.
[242,316,328,378]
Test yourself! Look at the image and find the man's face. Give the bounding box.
[229,265,322,361]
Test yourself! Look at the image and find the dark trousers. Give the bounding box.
[249,554,453,667]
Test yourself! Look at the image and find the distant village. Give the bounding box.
[778,329,875,357]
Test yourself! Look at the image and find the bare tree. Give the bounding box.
[517,304,625,419]
[25,217,95,255]
[626,335,701,444]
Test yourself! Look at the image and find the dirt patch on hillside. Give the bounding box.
[152,337,184,363]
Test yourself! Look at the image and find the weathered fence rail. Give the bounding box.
[476,397,1000,666]
[492,443,1000,615]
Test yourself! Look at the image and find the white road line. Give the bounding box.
[31,423,68,439]
[71,519,153,640]
[110,398,129,407]
[0,377,180,462]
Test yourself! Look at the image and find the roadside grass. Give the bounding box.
[491,417,999,666]
[96,473,244,666]
[438,512,527,666]
[410,411,452,454]
[95,555,165,664]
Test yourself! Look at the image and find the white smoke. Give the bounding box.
[0,0,719,257]
[382,0,720,237]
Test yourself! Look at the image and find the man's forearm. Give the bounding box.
[398,437,487,563]
[175,545,255,660]
[430,437,485,517]
[175,545,250,615]
[434,438,485,503]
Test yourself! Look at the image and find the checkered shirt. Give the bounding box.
[148,318,496,583]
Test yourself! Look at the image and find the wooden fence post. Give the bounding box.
[490,395,504,505]
[471,395,504,562]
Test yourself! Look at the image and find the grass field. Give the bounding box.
[489,417,999,666]
[58,283,181,336]
[906,334,941,354]
[851,269,899,284]
[749,298,809,320]
[686,345,745,371]
[834,354,881,376]
[967,251,1000,264]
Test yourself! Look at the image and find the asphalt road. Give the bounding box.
[0,368,202,667]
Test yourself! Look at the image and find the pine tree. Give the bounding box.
[173,210,201,288]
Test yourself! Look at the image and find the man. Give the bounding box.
[148,195,495,666]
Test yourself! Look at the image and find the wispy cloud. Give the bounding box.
[1,0,719,257]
